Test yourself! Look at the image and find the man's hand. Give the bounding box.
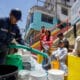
[11,39,18,44]
[56,56,59,60]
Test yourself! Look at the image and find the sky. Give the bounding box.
[0,0,43,37]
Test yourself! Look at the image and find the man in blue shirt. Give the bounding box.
[0,9,25,64]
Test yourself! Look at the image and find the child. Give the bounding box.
[51,41,68,74]
[57,33,69,51]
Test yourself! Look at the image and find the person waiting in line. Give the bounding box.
[51,41,68,74]
[31,26,46,50]
[42,30,53,55]
[73,36,80,57]
[41,30,53,70]
[40,26,46,50]
[0,9,25,64]
[57,33,69,51]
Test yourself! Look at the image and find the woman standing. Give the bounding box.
[40,26,46,50]
[42,30,53,55]
[41,30,53,70]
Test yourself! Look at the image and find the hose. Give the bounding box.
[9,44,51,68]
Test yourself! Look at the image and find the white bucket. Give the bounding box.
[48,69,64,80]
[30,71,47,80]
[18,70,30,80]
[22,54,31,62]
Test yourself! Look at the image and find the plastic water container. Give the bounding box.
[21,54,32,70]
[18,70,30,80]
[30,71,47,80]
[51,60,60,69]
[6,54,23,70]
[48,69,64,80]
[0,65,18,80]
[22,54,31,62]
[37,54,43,63]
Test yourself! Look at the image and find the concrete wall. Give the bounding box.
[56,0,75,22]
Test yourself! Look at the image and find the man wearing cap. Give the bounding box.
[0,9,25,64]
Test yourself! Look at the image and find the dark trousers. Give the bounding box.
[42,49,51,70]
[0,46,8,64]
[42,57,51,70]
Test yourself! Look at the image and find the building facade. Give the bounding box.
[25,6,57,44]
[25,0,76,45]
[44,0,76,22]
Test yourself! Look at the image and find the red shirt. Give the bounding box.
[42,35,53,47]
[40,29,46,41]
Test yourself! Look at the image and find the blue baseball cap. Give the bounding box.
[10,9,22,21]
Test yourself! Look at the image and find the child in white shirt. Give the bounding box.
[51,41,68,74]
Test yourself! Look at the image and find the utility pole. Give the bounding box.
[73,24,77,38]
[65,0,67,5]
[55,0,57,19]
[37,0,38,6]
[55,0,58,25]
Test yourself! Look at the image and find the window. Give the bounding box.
[67,0,70,2]
[61,7,68,15]
[41,14,53,24]
[31,13,34,23]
